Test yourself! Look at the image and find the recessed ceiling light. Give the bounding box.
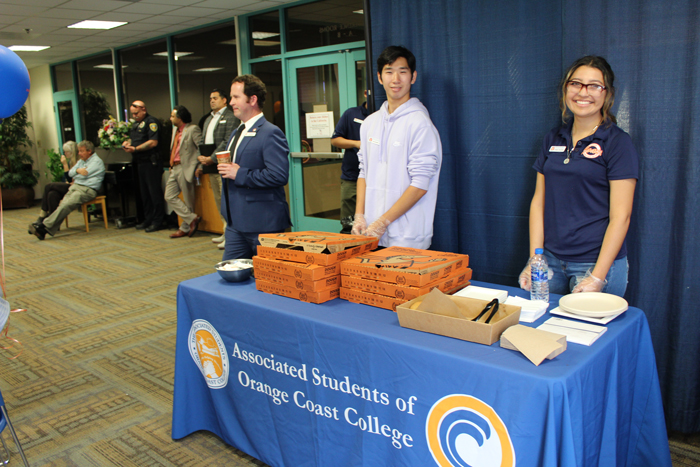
[8,45,50,52]
[193,67,224,72]
[353,9,364,14]
[68,20,127,30]
[94,64,127,69]
[251,31,279,40]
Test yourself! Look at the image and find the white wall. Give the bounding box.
[27,64,60,199]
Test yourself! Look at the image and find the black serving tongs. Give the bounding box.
[472,298,500,323]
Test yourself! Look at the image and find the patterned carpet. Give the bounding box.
[0,206,696,466]
[0,206,269,466]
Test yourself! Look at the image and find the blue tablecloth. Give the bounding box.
[172,276,671,467]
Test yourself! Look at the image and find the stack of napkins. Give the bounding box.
[504,296,549,323]
[453,285,508,303]
[537,317,607,346]
[501,325,567,365]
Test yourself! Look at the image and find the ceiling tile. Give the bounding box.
[112,3,184,15]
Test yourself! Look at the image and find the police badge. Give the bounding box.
[150,123,158,132]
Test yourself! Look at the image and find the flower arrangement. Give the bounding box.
[98,116,133,149]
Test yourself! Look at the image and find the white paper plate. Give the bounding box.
[558,292,628,318]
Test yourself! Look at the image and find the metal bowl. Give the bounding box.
[215,259,254,282]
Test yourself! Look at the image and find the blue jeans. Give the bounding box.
[543,249,629,297]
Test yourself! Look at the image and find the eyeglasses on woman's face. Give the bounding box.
[566,80,606,95]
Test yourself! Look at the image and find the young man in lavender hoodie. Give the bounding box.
[352,45,442,249]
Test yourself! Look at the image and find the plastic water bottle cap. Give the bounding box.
[535,248,543,255]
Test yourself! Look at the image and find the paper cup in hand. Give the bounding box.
[216,151,231,164]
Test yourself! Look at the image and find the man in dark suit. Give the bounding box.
[218,74,291,260]
[196,89,240,249]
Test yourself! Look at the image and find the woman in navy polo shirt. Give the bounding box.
[519,56,639,297]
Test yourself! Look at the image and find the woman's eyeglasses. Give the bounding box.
[566,81,606,95]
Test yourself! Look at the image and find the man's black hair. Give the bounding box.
[174,105,192,124]
[211,88,229,103]
[377,45,416,74]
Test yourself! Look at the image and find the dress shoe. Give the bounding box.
[169,230,188,238]
[28,222,47,241]
[188,216,202,237]
[217,240,226,250]
[135,222,149,230]
[211,234,225,243]
[145,224,163,233]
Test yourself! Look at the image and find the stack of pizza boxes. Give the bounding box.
[339,246,472,311]
[253,231,379,304]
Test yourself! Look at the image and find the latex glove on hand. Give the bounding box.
[572,269,607,293]
[364,216,391,239]
[518,258,532,291]
[351,213,367,236]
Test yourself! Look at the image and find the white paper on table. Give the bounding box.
[549,306,624,325]
[453,285,508,303]
[537,317,607,346]
[505,296,549,323]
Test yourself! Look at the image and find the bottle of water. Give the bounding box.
[530,248,549,302]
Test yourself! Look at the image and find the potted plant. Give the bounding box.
[0,106,38,208]
[45,148,65,182]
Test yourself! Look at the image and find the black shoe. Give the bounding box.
[135,222,149,230]
[28,222,47,241]
[145,223,164,233]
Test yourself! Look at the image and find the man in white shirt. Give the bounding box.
[196,89,240,249]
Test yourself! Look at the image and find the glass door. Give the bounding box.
[286,48,366,232]
[53,90,82,148]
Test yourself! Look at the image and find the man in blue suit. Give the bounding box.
[218,74,291,260]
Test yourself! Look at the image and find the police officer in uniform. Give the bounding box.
[122,100,165,232]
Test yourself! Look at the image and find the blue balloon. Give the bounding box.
[0,45,31,119]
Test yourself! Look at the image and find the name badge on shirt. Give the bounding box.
[244,128,258,137]
[368,137,380,146]
[353,118,364,124]
[549,145,566,152]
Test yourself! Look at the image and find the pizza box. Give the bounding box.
[258,231,378,254]
[256,279,339,304]
[341,267,472,301]
[340,284,467,312]
[257,239,378,266]
[340,246,469,286]
[396,289,521,345]
[255,269,340,292]
[253,256,341,281]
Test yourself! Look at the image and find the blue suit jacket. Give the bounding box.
[221,115,291,233]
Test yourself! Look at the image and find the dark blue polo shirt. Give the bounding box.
[533,120,639,262]
[332,103,369,181]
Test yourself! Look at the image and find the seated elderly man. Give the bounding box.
[29,140,106,240]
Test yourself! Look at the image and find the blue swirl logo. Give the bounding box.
[426,395,515,467]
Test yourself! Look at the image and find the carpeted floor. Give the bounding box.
[0,206,696,466]
[0,206,269,466]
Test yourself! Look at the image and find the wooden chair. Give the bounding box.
[65,196,108,232]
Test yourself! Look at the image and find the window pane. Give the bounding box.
[77,53,116,146]
[251,61,285,133]
[286,0,364,52]
[249,11,281,59]
[119,40,171,125]
[173,21,238,130]
[54,63,73,92]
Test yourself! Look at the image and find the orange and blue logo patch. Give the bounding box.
[582,143,603,159]
[426,395,515,467]
[188,319,229,389]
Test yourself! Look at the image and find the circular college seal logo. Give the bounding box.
[188,319,229,389]
[426,394,515,467]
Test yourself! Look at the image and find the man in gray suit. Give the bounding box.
[164,105,203,238]
[196,89,240,248]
